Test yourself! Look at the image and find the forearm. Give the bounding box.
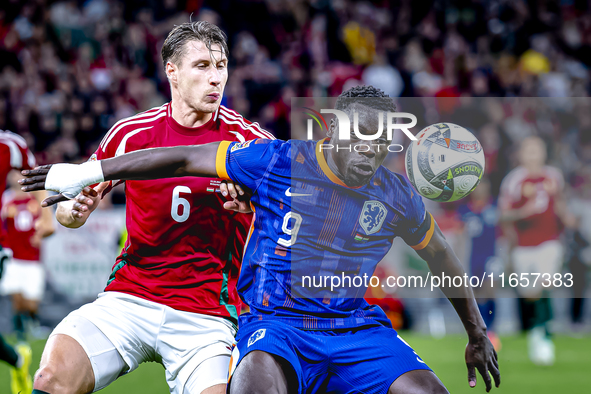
[555,195,576,228]
[417,226,487,339]
[428,250,487,338]
[499,208,525,223]
[100,143,220,182]
[32,191,56,236]
[21,143,222,204]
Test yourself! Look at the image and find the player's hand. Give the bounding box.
[20,164,52,190]
[69,182,109,219]
[465,334,500,392]
[30,232,42,248]
[20,162,105,206]
[20,165,69,206]
[220,181,252,214]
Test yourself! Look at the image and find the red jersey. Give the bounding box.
[94,103,274,323]
[499,166,564,247]
[1,194,41,261]
[0,130,36,245]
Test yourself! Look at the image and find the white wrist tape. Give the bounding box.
[44,161,105,199]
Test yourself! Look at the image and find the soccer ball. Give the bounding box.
[405,123,485,202]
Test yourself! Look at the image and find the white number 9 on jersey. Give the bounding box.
[278,212,303,247]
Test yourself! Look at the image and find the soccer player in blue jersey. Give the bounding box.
[21,86,500,394]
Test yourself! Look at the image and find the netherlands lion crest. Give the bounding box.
[359,201,387,235]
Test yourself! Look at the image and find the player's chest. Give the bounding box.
[5,201,38,232]
[520,177,558,198]
[275,181,396,245]
[120,124,241,155]
[125,177,223,206]
[121,128,239,203]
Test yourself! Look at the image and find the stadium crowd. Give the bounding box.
[0,3,590,389]
[0,0,591,277]
[0,0,589,166]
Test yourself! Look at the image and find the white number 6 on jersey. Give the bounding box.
[171,186,191,223]
[278,212,303,247]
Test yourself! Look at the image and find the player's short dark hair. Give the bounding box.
[335,85,396,113]
[161,21,229,68]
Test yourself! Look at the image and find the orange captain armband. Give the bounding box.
[410,212,435,251]
[216,141,232,180]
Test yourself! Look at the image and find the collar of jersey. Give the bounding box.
[166,102,216,136]
[315,138,364,189]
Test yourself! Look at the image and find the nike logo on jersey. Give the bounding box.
[285,188,312,197]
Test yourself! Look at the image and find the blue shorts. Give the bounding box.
[230,320,431,394]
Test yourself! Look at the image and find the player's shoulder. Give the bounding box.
[374,167,420,209]
[1,190,16,206]
[500,166,528,190]
[231,139,289,167]
[233,138,286,149]
[543,165,564,181]
[226,139,288,168]
[276,139,324,169]
[289,139,316,152]
[376,166,415,196]
[217,105,275,140]
[0,130,35,169]
[0,129,28,148]
[287,138,328,158]
[98,103,168,153]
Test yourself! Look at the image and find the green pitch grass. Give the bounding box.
[1,333,590,393]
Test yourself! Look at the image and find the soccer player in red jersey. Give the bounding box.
[1,170,55,341]
[31,21,273,394]
[0,130,51,394]
[499,136,575,365]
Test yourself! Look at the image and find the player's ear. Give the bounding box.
[166,62,178,84]
[327,118,336,138]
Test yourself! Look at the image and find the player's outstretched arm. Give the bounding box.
[416,222,500,393]
[20,142,221,206]
[100,143,220,181]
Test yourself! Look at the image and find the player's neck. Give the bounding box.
[324,150,347,184]
[524,164,544,176]
[170,98,213,128]
[10,189,27,198]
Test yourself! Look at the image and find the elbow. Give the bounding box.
[421,241,452,268]
[429,245,450,266]
[433,243,450,260]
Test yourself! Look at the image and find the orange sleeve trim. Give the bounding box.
[411,212,435,251]
[216,141,232,180]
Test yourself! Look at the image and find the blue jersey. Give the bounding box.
[216,138,435,329]
[458,202,497,274]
